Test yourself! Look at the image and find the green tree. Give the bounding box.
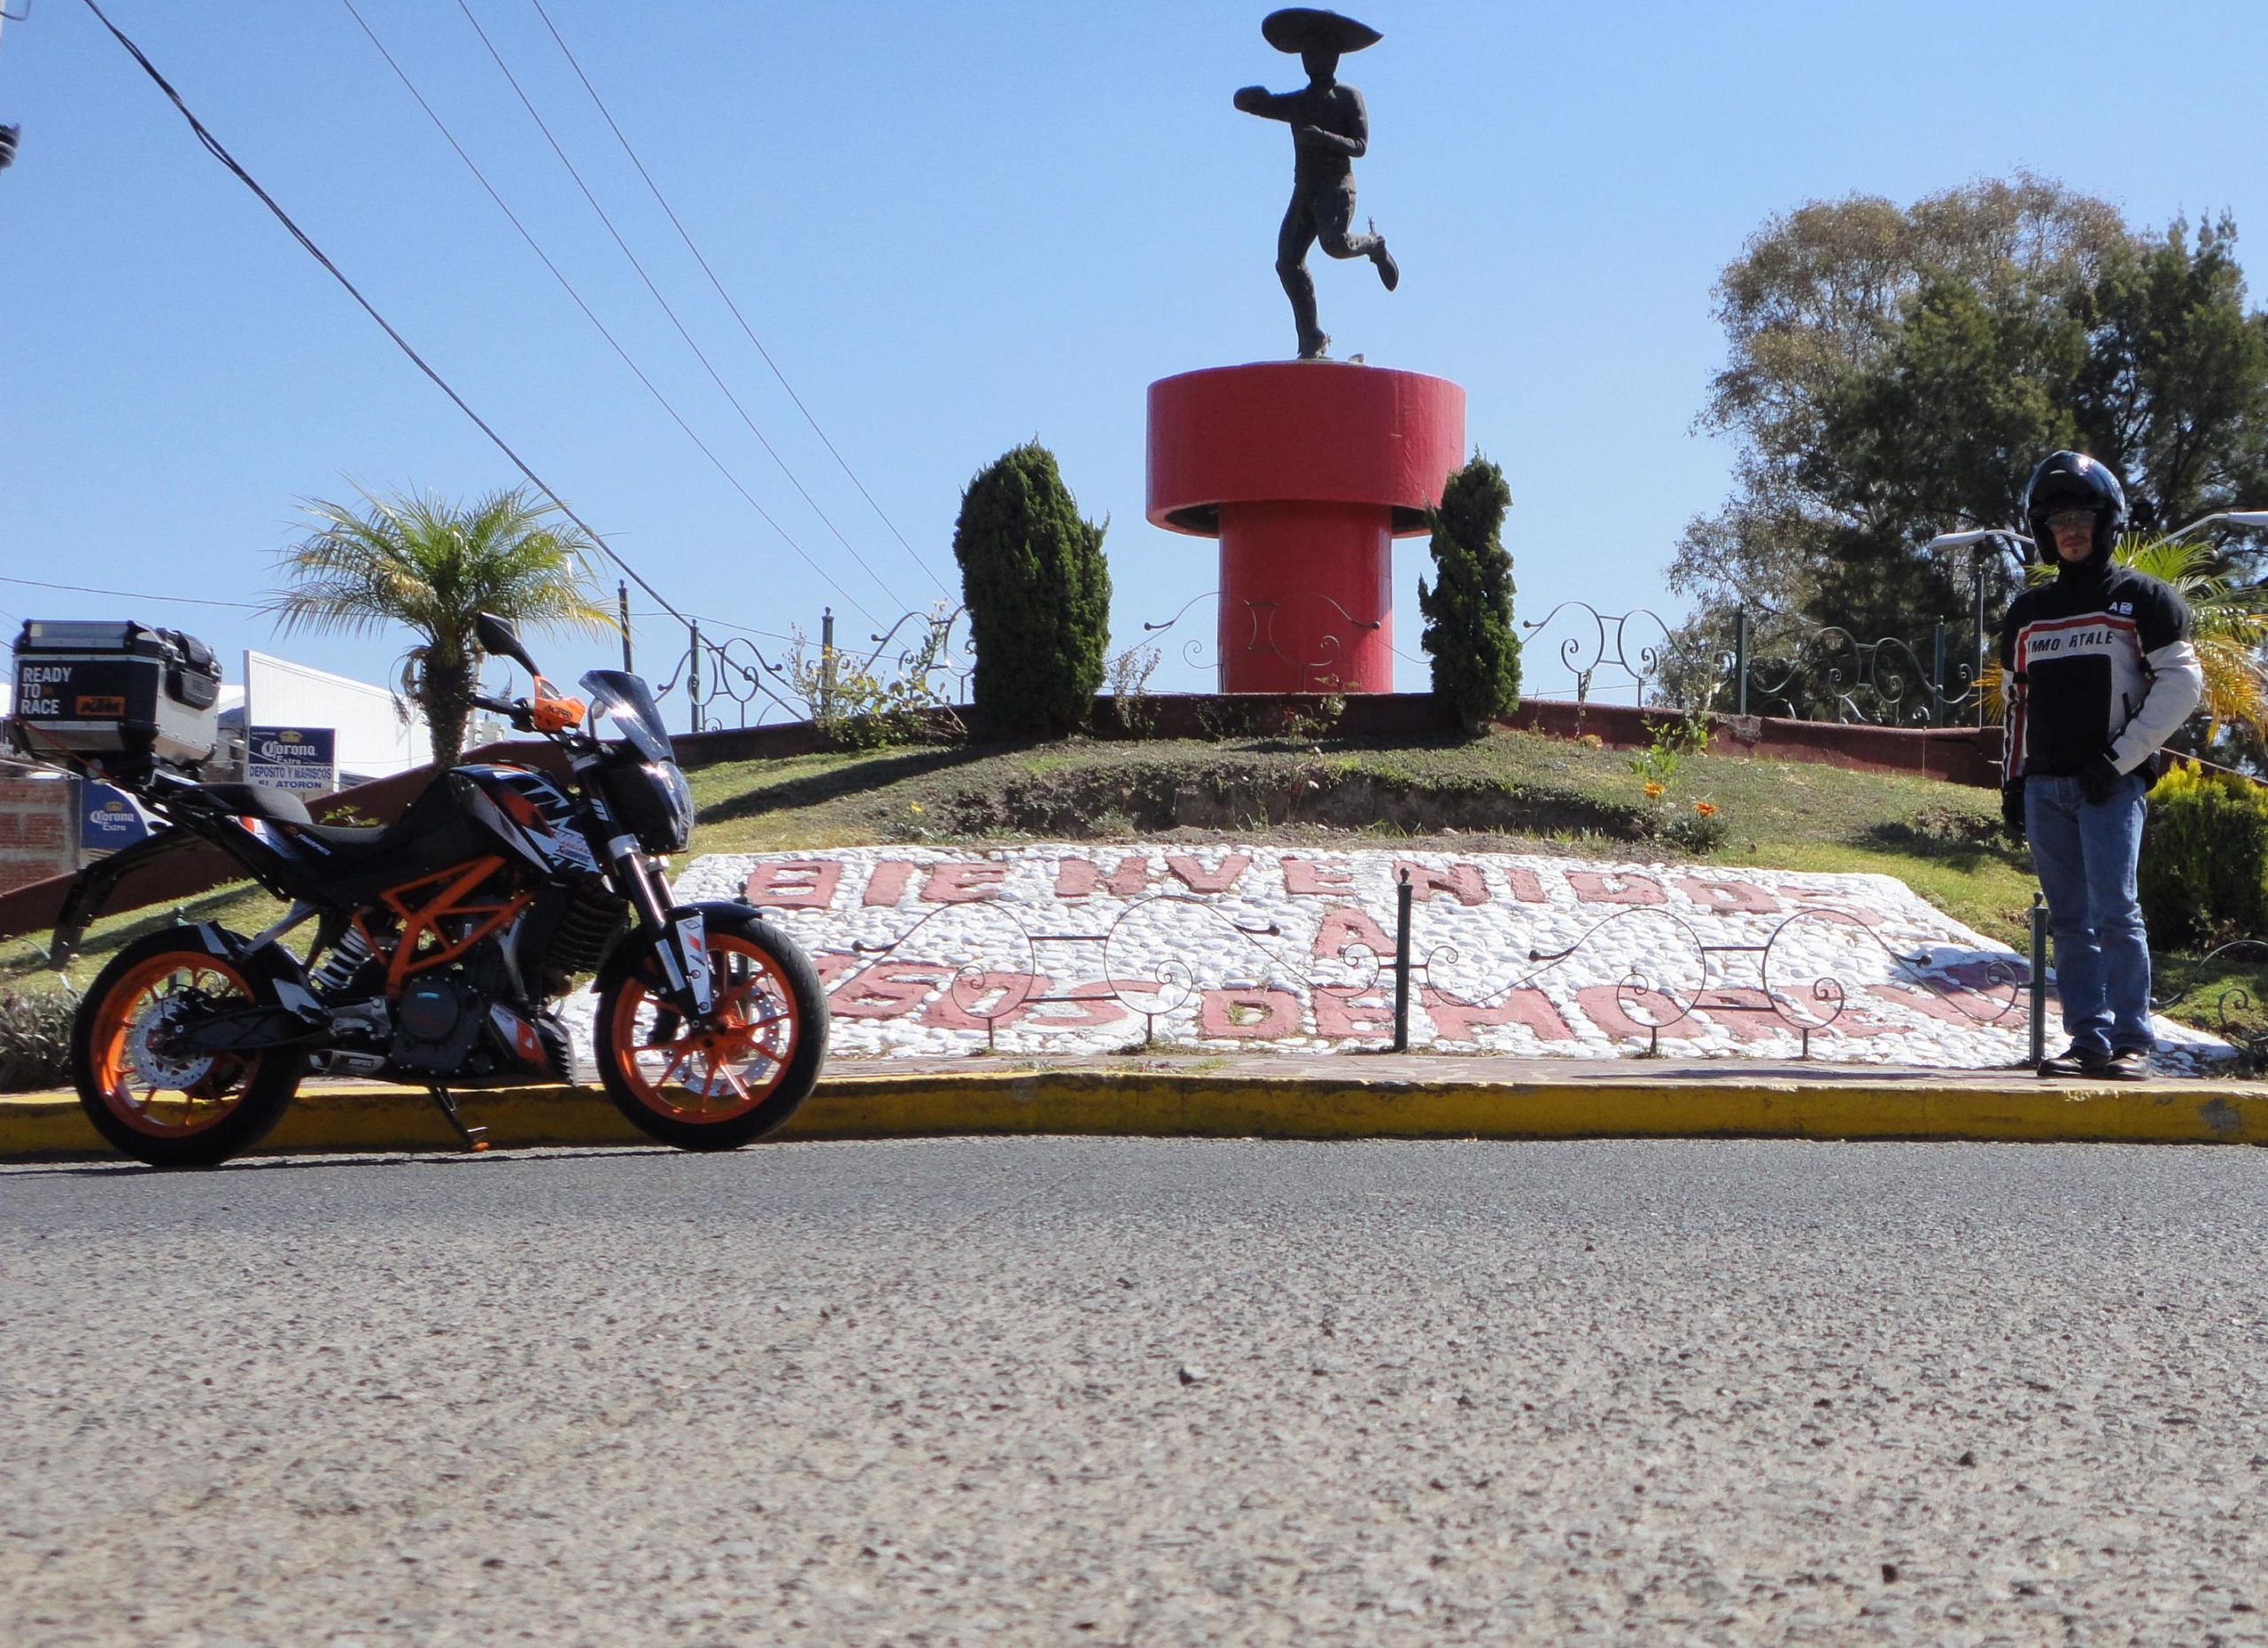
[2073,217,2268,520]
[951,443,1111,737]
[267,486,616,766]
[1418,455,1520,733]
[1668,175,2268,716]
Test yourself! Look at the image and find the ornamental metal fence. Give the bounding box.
[626,594,973,735]
[1515,602,1992,727]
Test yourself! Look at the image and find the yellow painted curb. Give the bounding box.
[4,1067,2266,1161]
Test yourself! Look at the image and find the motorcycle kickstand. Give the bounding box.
[426,1083,490,1153]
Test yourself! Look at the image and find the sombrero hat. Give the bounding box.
[1261,8,1382,54]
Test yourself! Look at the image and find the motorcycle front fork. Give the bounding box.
[612,851,714,1022]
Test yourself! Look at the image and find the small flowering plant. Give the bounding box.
[1663,797,1728,852]
[1629,704,1726,852]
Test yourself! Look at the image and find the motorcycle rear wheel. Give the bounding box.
[73,928,305,1169]
[594,911,827,1151]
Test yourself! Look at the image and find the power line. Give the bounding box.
[633,610,798,646]
[337,0,881,626]
[0,572,263,610]
[524,0,954,603]
[74,0,693,631]
[450,0,914,617]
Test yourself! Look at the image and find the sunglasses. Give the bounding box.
[2045,508,2100,532]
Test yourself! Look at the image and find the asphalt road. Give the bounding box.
[4,1137,2267,1646]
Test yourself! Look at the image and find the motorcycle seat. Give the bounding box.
[199,781,315,826]
[198,781,388,848]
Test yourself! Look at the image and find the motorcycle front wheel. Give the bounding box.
[594,910,827,1151]
[72,927,305,1169]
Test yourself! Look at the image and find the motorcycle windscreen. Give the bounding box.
[580,670,673,763]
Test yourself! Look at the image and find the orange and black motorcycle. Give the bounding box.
[28,614,826,1168]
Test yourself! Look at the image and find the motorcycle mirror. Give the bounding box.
[476,612,540,677]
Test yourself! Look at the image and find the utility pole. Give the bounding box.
[617,579,633,672]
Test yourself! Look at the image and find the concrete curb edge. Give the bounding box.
[4,1066,2266,1161]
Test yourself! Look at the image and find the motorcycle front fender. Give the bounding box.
[592,899,745,1021]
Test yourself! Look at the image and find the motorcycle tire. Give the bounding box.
[594,909,828,1151]
[72,927,305,1169]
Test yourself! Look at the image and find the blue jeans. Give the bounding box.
[2026,773,2154,1055]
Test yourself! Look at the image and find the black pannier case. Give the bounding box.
[8,619,223,774]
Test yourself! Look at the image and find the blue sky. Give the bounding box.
[4,1,2266,709]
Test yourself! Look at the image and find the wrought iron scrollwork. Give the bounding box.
[1744,628,1939,727]
[843,885,1396,1051]
[833,869,2031,1060]
[2155,940,2268,1073]
[1514,602,1992,727]
[648,605,971,735]
[1518,602,1689,707]
[1139,589,1382,685]
[1416,901,2025,1057]
[1142,591,1225,677]
[649,632,799,733]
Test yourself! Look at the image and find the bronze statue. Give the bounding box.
[1235,8,1398,361]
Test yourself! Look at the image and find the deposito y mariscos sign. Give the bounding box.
[246,726,336,795]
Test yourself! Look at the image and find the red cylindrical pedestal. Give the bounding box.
[1217,501,1394,694]
[1147,361,1465,693]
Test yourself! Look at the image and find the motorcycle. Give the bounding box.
[22,612,827,1167]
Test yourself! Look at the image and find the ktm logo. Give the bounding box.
[74,695,126,717]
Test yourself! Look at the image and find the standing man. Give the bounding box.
[1235,8,1400,361]
[2000,451,2203,1079]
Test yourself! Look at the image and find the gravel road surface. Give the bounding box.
[4,1137,2267,1645]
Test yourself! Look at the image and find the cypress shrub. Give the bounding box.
[1418,455,1521,734]
[951,443,1112,737]
[2136,762,2268,949]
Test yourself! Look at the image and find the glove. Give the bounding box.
[2078,752,2124,805]
[2000,781,2026,841]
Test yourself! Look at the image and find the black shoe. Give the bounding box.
[1297,330,1332,360]
[1372,236,1400,292]
[2038,1045,2109,1078]
[2101,1047,2153,1082]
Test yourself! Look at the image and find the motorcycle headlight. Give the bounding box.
[602,758,695,854]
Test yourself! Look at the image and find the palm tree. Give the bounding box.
[267,486,617,766]
[1982,533,2268,738]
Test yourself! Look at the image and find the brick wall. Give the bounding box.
[0,775,74,896]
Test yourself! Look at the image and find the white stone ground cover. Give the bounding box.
[592,845,2223,1070]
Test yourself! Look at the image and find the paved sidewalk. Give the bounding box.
[6,1052,2265,1159]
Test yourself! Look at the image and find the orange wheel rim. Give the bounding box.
[609,933,801,1123]
[87,952,263,1139]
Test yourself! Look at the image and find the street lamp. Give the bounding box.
[1924,528,2032,727]
[1922,528,2035,557]
[2165,510,2268,543]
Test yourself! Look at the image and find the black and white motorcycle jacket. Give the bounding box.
[1997,559,2203,783]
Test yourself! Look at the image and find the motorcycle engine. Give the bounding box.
[390,975,486,1073]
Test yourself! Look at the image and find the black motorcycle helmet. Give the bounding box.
[2023,450,2127,569]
